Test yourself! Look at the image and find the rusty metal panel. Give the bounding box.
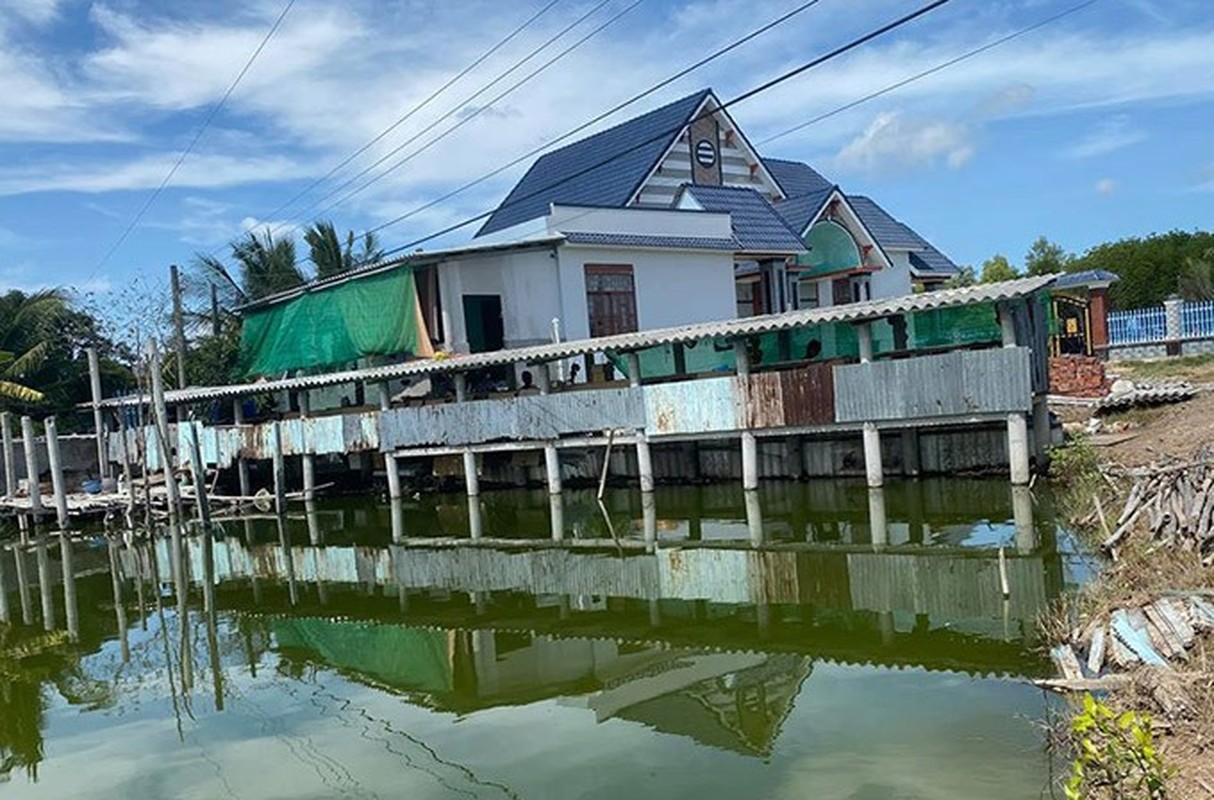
[747,550,799,604]
[745,373,784,429]
[834,347,1032,422]
[644,376,741,437]
[342,412,380,451]
[779,364,835,426]
[378,388,643,450]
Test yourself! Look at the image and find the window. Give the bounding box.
[850,275,871,303]
[585,264,637,337]
[736,280,762,317]
[797,279,820,309]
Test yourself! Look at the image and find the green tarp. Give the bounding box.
[272,618,452,692]
[240,268,424,376]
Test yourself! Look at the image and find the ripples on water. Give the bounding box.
[0,480,1089,799]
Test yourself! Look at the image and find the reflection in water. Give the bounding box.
[0,481,1081,798]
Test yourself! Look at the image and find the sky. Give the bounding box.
[0,0,1211,303]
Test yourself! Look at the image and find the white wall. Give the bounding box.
[870,250,914,299]
[438,248,562,352]
[548,205,732,239]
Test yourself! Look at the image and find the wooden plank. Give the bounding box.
[1110,609,1168,666]
[1086,626,1107,676]
[1108,633,1141,669]
[1153,598,1196,648]
[1141,604,1186,660]
[1051,644,1084,681]
[1189,596,1214,629]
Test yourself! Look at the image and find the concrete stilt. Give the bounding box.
[1,411,16,498]
[862,422,883,488]
[1007,413,1031,486]
[544,445,562,494]
[390,498,405,544]
[868,487,888,548]
[305,499,321,546]
[741,433,759,491]
[642,491,657,549]
[44,417,70,531]
[299,393,315,502]
[1012,484,1036,554]
[378,383,402,501]
[87,348,109,480]
[744,489,764,547]
[453,374,479,497]
[467,495,483,540]
[20,416,44,516]
[549,492,564,542]
[901,429,920,477]
[857,322,874,363]
[232,399,252,500]
[271,420,287,515]
[636,436,655,493]
[0,547,9,624]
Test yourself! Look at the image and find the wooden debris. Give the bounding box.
[1052,644,1085,681]
[1101,453,1214,556]
[1086,627,1107,675]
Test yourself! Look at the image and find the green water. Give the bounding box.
[0,480,1089,799]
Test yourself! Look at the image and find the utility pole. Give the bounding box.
[210,283,221,337]
[170,264,187,390]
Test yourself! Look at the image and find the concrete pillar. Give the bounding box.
[544,445,562,494]
[636,436,654,493]
[87,347,109,480]
[232,399,252,499]
[271,420,287,516]
[2,411,17,499]
[453,374,479,497]
[1012,485,1036,554]
[741,433,759,491]
[857,322,874,363]
[744,489,764,547]
[862,422,883,488]
[868,487,888,548]
[624,352,642,388]
[1007,413,1030,485]
[1164,297,1183,356]
[549,492,564,542]
[299,392,315,502]
[642,491,657,549]
[901,429,920,477]
[305,499,321,546]
[378,383,402,501]
[1032,396,1051,461]
[44,417,70,530]
[20,416,43,515]
[390,497,405,544]
[467,495,483,541]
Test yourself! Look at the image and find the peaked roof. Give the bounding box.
[847,195,959,273]
[762,158,832,197]
[771,186,835,235]
[476,89,713,237]
[679,184,805,253]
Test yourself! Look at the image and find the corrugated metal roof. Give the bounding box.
[476,90,712,237]
[679,185,805,253]
[98,275,1056,409]
[562,231,739,251]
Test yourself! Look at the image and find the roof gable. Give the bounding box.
[476,90,712,237]
[762,158,832,197]
[678,184,805,253]
[771,186,835,235]
[846,195,958,273]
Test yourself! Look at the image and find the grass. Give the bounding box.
[1111,353,1214,383]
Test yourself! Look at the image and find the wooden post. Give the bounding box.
[232,398,252,499]
[187,422,212,528]
[2,411,16,498]
[20,416,44,516]
[734,341,759,491]
[298,392,315,502]
[59,534,79,641]
[44,417,70,531]
[863,422,883,488]
[272,420,286,516]
[378,383,402,501]
[87,347,110,480]
[170,264,188,391]
[148,344,182,521]
[453,374,479,497]
[115,408,135,520]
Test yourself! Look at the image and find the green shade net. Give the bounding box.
[272,618,452,692]
[794,221,862,279]
[240,268,423,375]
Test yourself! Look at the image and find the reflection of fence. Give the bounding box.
[1182,300,1214,338]
[1108,306,1166,345]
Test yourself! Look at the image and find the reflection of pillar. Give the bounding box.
[243,518,261,606]
[879,611,895,646]
[59,534,78,641]
[471,629,499,696]
[305,500,321,546]
[549,493,564,542]
[868,487,888,548]
[757,602,771,637]
[1012,485,1036,554]
[642,491,657,549]
[277,515,297,607]
[559,595,571,621]
[108,538,130,663]
[648,598,661,628]
[907,481,925,545]
[36,534,53,631]
[689,487,704,541]
[474,591,489,615]
[202,530,225,713]
[13,544,32,625]
[744,489,764,547]
[901,429,920,477]
[0,546,9,624]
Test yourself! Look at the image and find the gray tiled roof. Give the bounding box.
[1052,269,1121,289]
[847,195,958,274]
[476,90,712,237]
[679,184,806,252]
[562,231,739,251]
[762,158,832,197]
[771,186,834,235]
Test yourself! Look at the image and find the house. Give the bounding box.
[239,88,959,377]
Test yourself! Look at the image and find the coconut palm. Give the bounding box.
[304,220,384,279]
[193,228,306,306]
[0,289,67,402]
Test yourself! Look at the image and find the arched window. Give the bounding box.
[800,220,862,273]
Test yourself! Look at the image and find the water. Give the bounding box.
[0,480,1089,799]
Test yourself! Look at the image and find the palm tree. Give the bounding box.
[1178,249,1214,302]
[0,289,67,402]
[193,228,307,306]
[304,220,384,279]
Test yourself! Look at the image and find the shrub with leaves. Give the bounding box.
[1066,694,1171,800]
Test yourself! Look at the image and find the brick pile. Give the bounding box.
[1049,355,1110,397]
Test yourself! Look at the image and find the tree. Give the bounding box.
[944,265,976,289]
[1178,248,1214,301]
[193,228,306,306]
[1024,236,1072,276]
[0,289,67,402]
[980,254,1019,283]
[304,220,384,279]
[1068,230,1214,308]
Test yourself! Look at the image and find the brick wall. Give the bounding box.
[1049,355,1109,397]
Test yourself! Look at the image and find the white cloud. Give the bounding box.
[2,0,65,26]
[833,111,974,176]
[1095,178,1117,195]
[1064,115,1146,158]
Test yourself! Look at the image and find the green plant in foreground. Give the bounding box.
[1065,694,1171,800]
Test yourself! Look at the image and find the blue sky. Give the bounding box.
[0,0,1211,303]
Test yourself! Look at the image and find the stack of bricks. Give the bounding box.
[1049,355,1110,397]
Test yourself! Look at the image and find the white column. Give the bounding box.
[744,489,764,547]
[857,322,874,363]
[87,347,110,480]
[378,382,402,501]
[453,374,479,497]
[868,487,888,548]
[44,417,70,530]
[734,340,759,491]
[536,366,562,494]
[862,422,883,488]
[299,392,315,502]
[1,411,15,499]
[232,398,252,498]
[20,416,44,516]
[998,302,1018,348]
[1007,413,1030,485]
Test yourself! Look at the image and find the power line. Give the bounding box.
[303,0,648,228]
[245,0,567,234]
[757,0,1102,147]
[377,0,953,256]
[259,0,625,244]
[325,0,828,241]
[90,0,297,276]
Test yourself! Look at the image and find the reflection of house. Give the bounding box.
[238,89,959,376]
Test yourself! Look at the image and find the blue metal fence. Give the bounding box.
[1181,299,1214,339]
[1108,306,1167,346]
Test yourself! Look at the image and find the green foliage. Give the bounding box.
[1176,248,1214,301]
[980,254,1020,283]
[305,220,384,279]
[1065,694,1171,800]
[1068,231,1214,309]
[1026,236,1073,276]
[1050,436,1101,487]
[944,265,976,289]
[185,323,243,387]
